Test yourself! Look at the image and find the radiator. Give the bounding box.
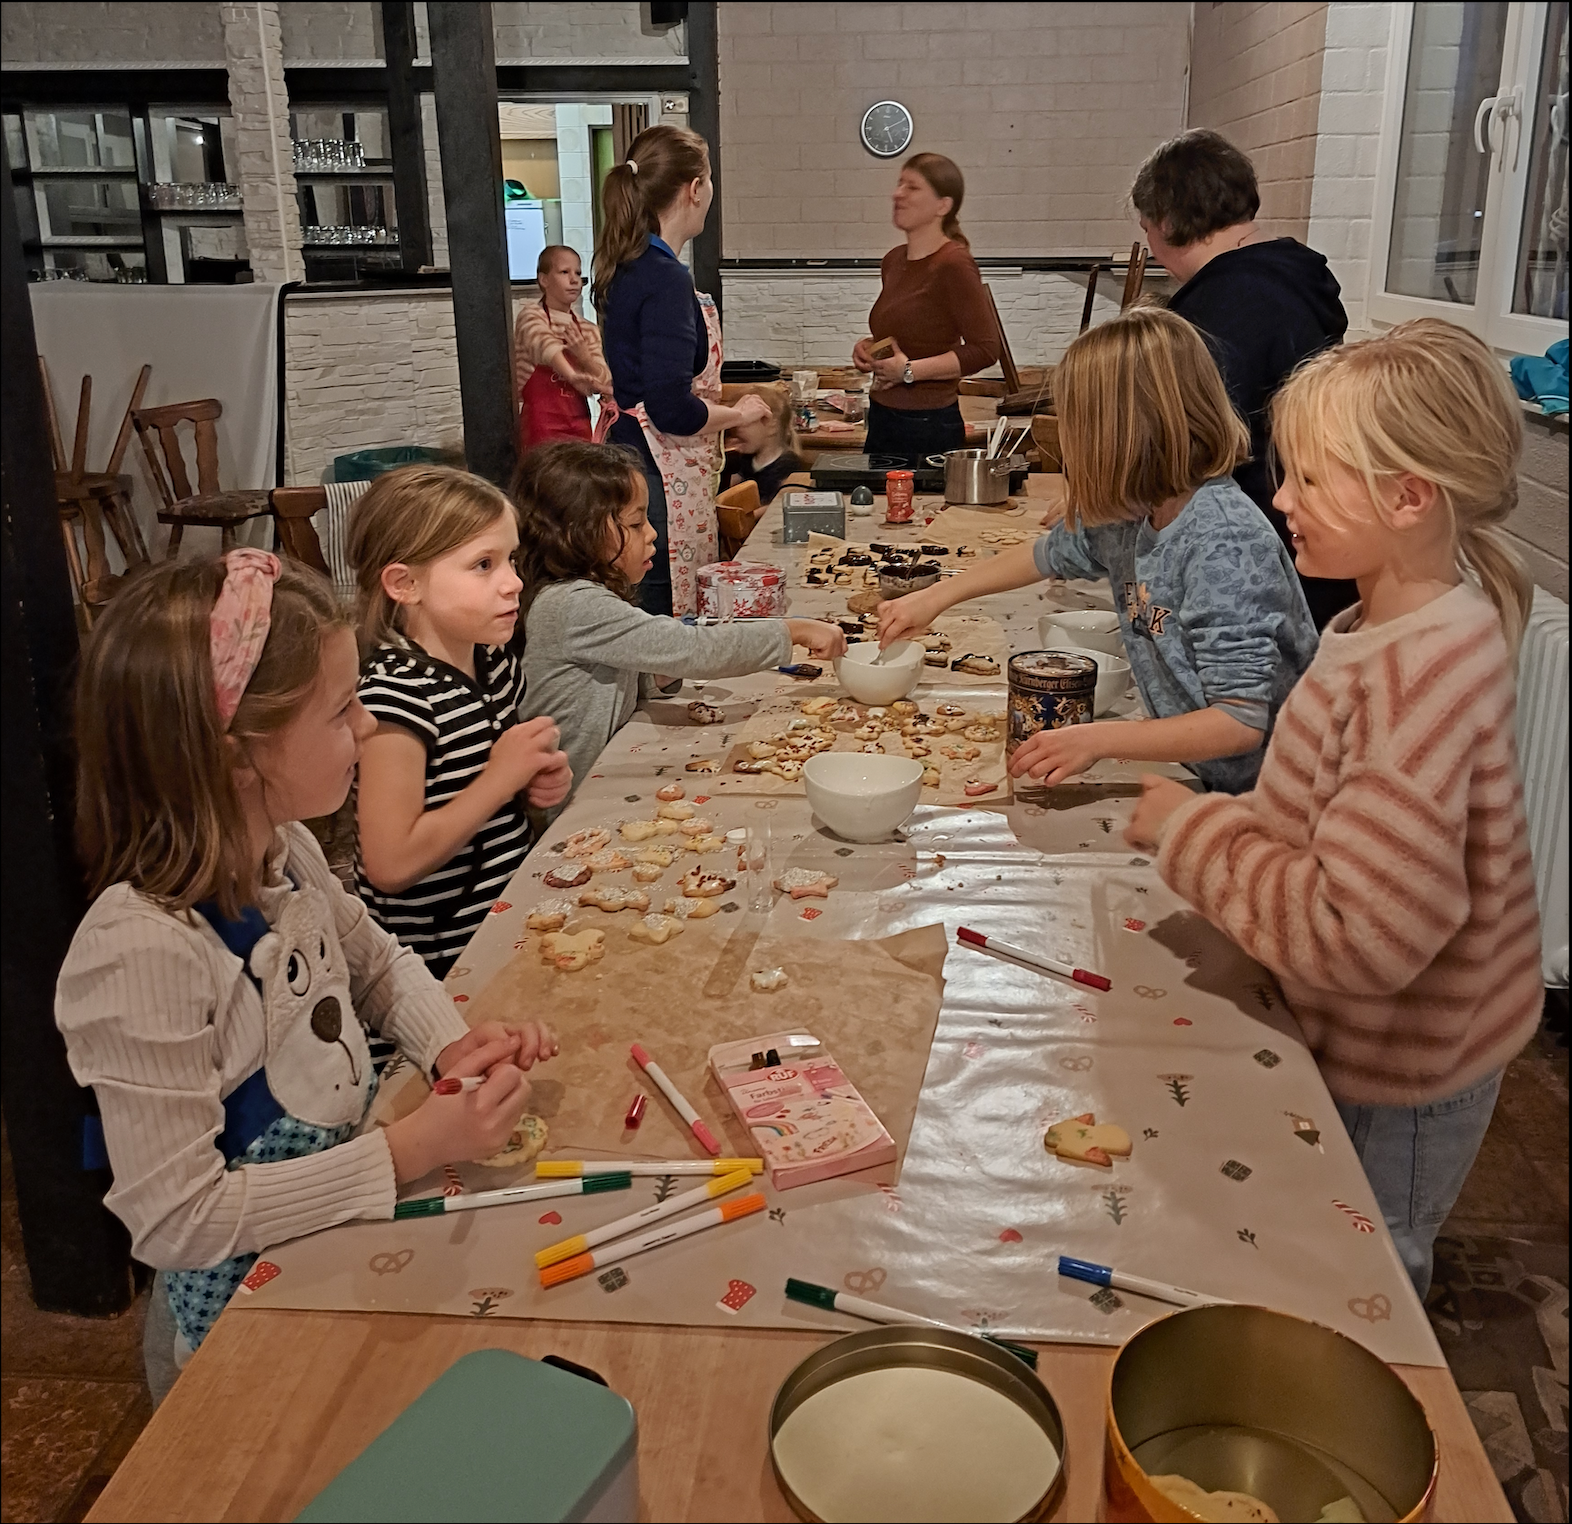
[1516,587,1570,987]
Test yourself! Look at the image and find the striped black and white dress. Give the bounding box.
[355,640,533,979]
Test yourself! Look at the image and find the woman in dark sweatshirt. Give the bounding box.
[594,124,770,617]
[1132,129,1356,628]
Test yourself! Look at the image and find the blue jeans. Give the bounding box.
[1335,1069,1502,1300]
[864,398,966,469]
[636,464,672,616]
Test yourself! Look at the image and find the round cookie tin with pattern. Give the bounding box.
[769,1326,1064,1522]
[1006,650,1097,758]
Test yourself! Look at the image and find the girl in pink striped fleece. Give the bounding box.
[1128,319,1542,1297]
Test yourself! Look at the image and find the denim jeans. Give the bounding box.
[636,464,672,617]
[1335,1069,1502,1299]
[863,398,966,469]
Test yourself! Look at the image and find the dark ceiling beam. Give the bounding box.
[685,1,722,321]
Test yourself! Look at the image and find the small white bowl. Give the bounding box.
[803,752,925,842]
[834,640,922,704]
[1041,610,1124,657]
[1048,642,1133,715]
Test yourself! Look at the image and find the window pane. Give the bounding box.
[39,249,148,282]
[1514,4,1570,319]
[39,179,142,239]
[4,113,25,169]
[1386,3,1510,304]
[26,108,136,170]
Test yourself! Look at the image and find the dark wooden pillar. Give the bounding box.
[382,0,433,275]
[0,134,135,1316]
[428,2,516,488]
[686,0,722,321]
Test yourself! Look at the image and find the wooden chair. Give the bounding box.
[268,486,332,576]
[1120,241,1149,310]
[132,397,274,557]
[983,284,1021,394]
[715,480,761,561]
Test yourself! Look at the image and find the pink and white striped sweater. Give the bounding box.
[1157,583,1542,1107]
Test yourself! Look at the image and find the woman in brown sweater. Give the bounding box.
[852,153,1001,467]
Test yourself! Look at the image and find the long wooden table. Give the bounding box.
[90,491,1511,1523]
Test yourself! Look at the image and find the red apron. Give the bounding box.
[516,301,594,454]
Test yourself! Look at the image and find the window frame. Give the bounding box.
[1368,0,1566,355]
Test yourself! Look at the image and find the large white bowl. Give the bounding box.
[834,640,922,704]
[1040,609,1124,656]
[802,752,924,842]
[1046,642,1133,715]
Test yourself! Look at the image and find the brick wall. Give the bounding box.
[1188,2,1330,241]
[1508,414,1570,602]
[490,2,686,63]
[278,0,383,65]
[717,1,1188,259]
[0,1,226,63]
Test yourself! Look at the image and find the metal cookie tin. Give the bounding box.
[1105,1305,1437,1523]
[769,1326,1066,1523]
[1007,650,1097,758]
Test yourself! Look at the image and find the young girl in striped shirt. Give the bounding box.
[348,466,572,977]
[54,554,551,1401]
[1128,319,1543,1296]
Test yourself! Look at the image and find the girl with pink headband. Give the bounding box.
[55,552,560,1404]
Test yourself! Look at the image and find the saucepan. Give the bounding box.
[926,448,1022,507]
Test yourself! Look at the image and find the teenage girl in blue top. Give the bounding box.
[594,123,770,617]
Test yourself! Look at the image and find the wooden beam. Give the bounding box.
[382,1,432,275]
[0,130,135,1316]
[428,2,516,488]
[686,1,723,322]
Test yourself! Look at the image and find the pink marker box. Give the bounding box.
[707,1030,895,1191]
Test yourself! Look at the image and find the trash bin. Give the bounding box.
[331,445,444,483]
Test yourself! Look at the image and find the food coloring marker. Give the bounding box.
[537,1158,763,1179]
[1057,1256,1230,1309]
[623,1093,647,1130]
[630,1041,722,1155]
[785,1279,1038,1370]
[535,1168,754,1269]
[956,926,1112,992]
[539,1193,766,1287]
[393,1172,631,1219]
[431,1075,484,1095]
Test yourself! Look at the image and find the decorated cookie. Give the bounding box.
[963,724,1000,744]
[952,654,1000,676]
[680,869,736,898]
[562,828,611,859]
[747,740,779,760]
[1044,1113,1132,1168]
[540,929,605,972]
[1148,1477,1279,1524]
[935,703,967,717]
[685,833,728,854]
[750,968,790,993]
[904,740,932,758]
[733,758,768,774]
[829,704,863,726]
[579,886,650,914]
[655,783,686,803]
[665,894,721,920]
[686,758,720,773]
[923,650,950,667]
[631,863,668,883]
[688,700,725,725]
[889,700,918,717]
[632,846,674,868]
[941,742,982,762]
[964,778,999,797]
[542,864,593,890]
[922,766,942,788]
[619,818,670,842]
[479,1113,549,1169]
[854,722,884,742]
[677,816,715,837]
[525,898,576,933]
[585,847,631,873]
[767,759,804,782]
[774,868,839,900]
[657,800,696,821]
[629,913,684,946]
[800,697,837,716]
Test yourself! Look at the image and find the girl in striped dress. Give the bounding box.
[1127,320,1543,1296]
[348,466,572,977]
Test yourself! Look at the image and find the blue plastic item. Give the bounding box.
[331,445,444,483]
[1509,338,1569,416]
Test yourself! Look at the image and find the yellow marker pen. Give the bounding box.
[535,1168,754,1269]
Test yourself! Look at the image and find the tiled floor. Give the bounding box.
[2,1021,1566,1522]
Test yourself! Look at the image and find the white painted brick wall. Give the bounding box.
[222,0,304,284]
[278,0,383,65]
[491,2,685,62]
[719,269,1123,369]
[1506,413,1571,602]
[0,1,226,64]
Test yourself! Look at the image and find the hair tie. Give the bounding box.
[209,548,281,729]
[626,159,638,176]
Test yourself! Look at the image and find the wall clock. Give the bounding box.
[860,100,914,158]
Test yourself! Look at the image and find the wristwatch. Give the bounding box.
[902,362,915,385]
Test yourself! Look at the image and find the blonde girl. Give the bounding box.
[348,466,571,977]
[1128,318,1542,1295]
[514,243,613,454]
[721,382,805,510]
[55,554,552,1401]
[880,304,1318,792]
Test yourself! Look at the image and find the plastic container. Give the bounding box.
[884,470,915,522]
[331,445,444,483]
[696,561,788,620]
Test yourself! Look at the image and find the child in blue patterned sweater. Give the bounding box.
[879,305,1317,792]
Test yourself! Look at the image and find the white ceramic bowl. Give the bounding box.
[834,640,922,704]
[1040,610,1124,657]
[802,752,925,842]
[1046,642,1133,715]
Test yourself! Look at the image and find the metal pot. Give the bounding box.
[927,448,1016,506]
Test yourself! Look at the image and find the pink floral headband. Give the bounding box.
[209,548,281,729]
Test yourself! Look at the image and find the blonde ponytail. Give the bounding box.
[591,124,709,312]
[1271,318,1531,650]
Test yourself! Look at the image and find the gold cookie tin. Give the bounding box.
[769,1326,1066,1523]
[1104,1305,1437,1522]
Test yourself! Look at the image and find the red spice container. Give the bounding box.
[884,470,915,522]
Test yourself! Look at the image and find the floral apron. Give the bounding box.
[629,290,724,618]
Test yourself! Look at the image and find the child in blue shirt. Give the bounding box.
[879,305,1316,792]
